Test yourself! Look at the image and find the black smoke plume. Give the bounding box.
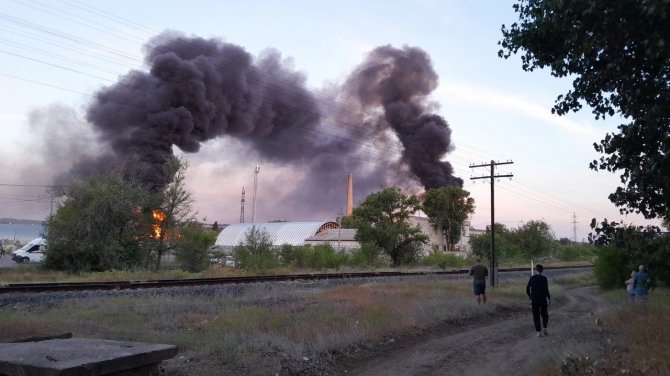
[343,45,463,188]
[63,33,460,219]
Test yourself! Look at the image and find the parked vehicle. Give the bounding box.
[12,237,46,263]
[208,245,235,267]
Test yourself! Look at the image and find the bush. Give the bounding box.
[44,174,152,272]
[307,244,348,270]
[593,246,632,289]
[233,226,277,274]
[347,242,383,268]
[279,244,310,268]
[174,223,216,272]
[279,244,348,270]
[553,244,596,262]
[419,252,470,269]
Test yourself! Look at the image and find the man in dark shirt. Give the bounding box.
[469,258,488,304]
[526,264,550,337]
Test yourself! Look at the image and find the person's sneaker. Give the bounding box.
[536,332,542,337]
[543,329,548,336]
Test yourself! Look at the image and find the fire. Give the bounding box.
[152,209,166,239]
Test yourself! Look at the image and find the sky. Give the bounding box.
[0,0,662,240]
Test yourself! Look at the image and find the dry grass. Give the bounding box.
[0,275,546,374]
[596,289,670,374]
[535,288,670,376]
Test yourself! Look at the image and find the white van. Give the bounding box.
[12,238,46,263]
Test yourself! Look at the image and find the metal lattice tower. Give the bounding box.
[240,187,245,223]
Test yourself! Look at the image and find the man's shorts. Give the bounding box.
[473,281,486,295]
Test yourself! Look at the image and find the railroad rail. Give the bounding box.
[0,264,592,293]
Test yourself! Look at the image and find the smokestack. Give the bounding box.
[346,174,354,216]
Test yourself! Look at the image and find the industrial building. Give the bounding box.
[214,221,338,252]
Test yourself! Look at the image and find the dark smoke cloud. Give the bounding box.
[54,33,460,221]
[343,45,463,189]
[85,32,322,190]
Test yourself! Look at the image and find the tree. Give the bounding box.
[589,218,669,288]
[499,0,670,220]
[211,221,220,232]
[174,222,216,272]
[44,173,152,272]
[468,223,520,262]
[510,220,555,258]
[233,226,277,273]
[422,187,475,252]
[352,187,428,266]
[339,216,356,229]
[148,157,195,271]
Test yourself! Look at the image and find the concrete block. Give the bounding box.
[0,338,178,376]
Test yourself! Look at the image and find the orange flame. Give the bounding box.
[152,209,166,239]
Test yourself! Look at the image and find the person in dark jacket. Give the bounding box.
[526,264,551,337]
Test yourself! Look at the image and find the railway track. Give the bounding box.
[0,265,592,293]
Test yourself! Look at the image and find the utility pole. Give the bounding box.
[240,187,245,223]
[572,212,578,243]
[337,208,344,253]
[470,160,514,287]
[251,165,260,223]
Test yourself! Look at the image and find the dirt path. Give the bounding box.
[338,287,612,376]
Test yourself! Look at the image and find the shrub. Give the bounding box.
[174,222,216,272]
[593,246,632,289]
[553,244,596,262]
[347,242,383,268]
[279,244,310,268]
[307,244,348,270]
[419,252,470,269]
[233,226,277,274]
[279,244,348,270]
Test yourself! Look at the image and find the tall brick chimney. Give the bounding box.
[346,174,354,216]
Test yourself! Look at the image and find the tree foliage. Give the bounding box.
[174,222,216,273]
[500,0,670,220]
[510,220,555,258]
[44,173,152,272]
[44,157,197,273]
[233,226,277,273]
[148,157,195,271]
[589,218,669,288]
[468,221,557,263]
[422,187,475,251]
[352,187,428,266]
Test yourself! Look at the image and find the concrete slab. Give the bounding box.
[0,338,178,376]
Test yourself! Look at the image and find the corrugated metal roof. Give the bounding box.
[215,222,338,247]
[305,229,357,242]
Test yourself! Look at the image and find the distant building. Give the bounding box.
[214,221,338,253]
[305,228,358,252]
[214,218,486,259]
[411,216,485,258]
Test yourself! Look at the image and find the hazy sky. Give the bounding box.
[0,0,660,240]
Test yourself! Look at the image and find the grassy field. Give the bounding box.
[0,273,563,375]
[537,287,670,376]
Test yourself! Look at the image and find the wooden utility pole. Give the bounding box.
[470,160,514,287]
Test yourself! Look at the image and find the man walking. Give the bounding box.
[469,258,488,304]
[526,264,550,337]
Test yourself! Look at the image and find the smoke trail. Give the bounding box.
[343,45,463,188]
